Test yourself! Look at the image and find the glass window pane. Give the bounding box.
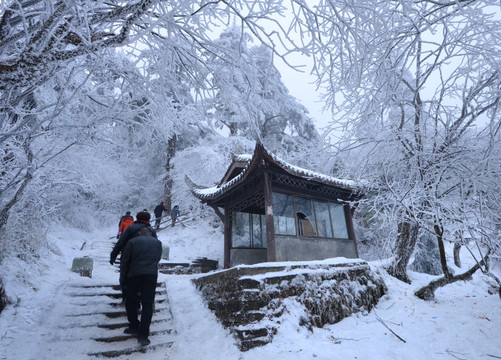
[273,192,296,235]
[330,203,349,239]
[295,196,317,236]
[251,213,266,248]
[314,200,333,238]
[232,212,251,247]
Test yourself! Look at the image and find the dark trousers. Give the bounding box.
[125,274,157,339]
[155,217,161,229]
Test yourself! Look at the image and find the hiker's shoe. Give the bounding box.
[124,327,138,334]
[138,337,151,346]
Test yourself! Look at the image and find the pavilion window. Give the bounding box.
[330,203,349,239]
[294,196,317,236]
[272,192,296,236]
[251,213,266,248]
[313,200,333,238]
[272,191,350,239]
[231,212,266,248]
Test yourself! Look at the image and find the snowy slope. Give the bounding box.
[0,219,500,360]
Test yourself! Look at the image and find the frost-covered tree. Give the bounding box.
[0,0,293,236]
[204,26,321,166]
[0,0,337,312]
[290,1,501,294]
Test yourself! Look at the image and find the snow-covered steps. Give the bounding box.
[45,281,175,359]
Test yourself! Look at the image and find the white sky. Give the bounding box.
[277,56,332,131]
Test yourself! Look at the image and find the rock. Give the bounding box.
[71,257,93,278]
[162,246,170,260]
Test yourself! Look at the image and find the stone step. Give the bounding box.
[220,311,266,327]
[93,328,173,343]
[58,317,171,330]
[239,338,271,352]
[67,298,168,310]
[68,282,164,290]
[65,306,170,319]
[88,341,174,358]
[208,297,268,313]
[66,289,166,299]
[234,327,275,341]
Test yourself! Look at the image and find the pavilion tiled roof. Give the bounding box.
[192,144,357,201]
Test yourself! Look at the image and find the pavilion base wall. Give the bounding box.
[230,248,267,267]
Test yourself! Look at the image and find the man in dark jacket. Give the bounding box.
[120,226,162,346]
[153,202,167,229]
[110,211,157,302]
[110,211,157,265]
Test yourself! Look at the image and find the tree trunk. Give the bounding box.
[453,243,461,268]
[415,254,488,300]
[163,135,177,213]
[435,224,452,279]
[0,278,8,315]
[0,141,34,231]
[387,220,418,284]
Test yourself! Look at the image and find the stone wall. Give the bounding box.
[193,259,387,351]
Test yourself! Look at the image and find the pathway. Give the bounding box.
[39,237,176,359]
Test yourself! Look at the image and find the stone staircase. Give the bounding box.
[49,238,176,358]
[60,282,174,358]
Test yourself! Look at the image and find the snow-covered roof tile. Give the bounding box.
[267,151,356,189]
[192,144,358,200]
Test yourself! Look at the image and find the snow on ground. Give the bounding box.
[0,219,500,360]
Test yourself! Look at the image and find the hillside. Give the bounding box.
[0,217,500,360]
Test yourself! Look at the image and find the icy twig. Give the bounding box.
[374,313,406,343]
[445,349,467,360]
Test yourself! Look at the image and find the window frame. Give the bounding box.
[231,211,267,249]
[273,191,350,240]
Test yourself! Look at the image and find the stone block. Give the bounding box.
[71,257,93,278]
[162,246,170,260]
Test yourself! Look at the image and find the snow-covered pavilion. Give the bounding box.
[191,143,362,268]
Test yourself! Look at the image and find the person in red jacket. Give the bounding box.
[117,211,134,239]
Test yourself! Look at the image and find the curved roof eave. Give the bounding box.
[192,144,360,201]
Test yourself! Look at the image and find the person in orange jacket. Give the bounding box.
[117,211,134,239]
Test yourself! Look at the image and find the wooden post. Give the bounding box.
[223,201,231,268]
[344,205,359,257]
[263,171,276,262]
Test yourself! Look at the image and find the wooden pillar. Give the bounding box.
[263,171,276,262]
[223,201,231,268]
[344,204,359,257]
